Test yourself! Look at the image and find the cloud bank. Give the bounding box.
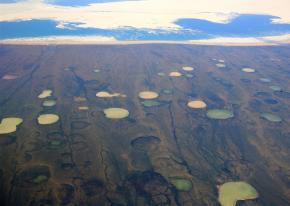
[1,0,290,44]
[1,0,290,30]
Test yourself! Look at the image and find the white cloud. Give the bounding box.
[0,0,290,30]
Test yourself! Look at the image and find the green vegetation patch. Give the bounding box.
[218,181,258,206]
[33,175,48,184]
[46,132,66,148]
[0,117,23,135]
[49,140,63,146]
[103,108,129,119]
[170,177,192,192]
[141,100,161,107]
[206,109,234,120]
[260,113,282,122]
[15,165,50,187]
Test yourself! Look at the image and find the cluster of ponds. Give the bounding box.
[1,53,289,206]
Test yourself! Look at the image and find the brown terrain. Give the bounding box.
[0,44,290,206]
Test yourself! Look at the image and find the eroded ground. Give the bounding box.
[1,44,290,206]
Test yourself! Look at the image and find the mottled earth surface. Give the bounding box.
[1,44,290,206]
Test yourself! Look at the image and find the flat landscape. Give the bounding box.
[1,44,290,206]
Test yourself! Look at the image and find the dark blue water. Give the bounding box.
[1,14,290,40]
[176,14,290,37]
[0,20,208,40]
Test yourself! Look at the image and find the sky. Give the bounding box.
[1,0,290,43]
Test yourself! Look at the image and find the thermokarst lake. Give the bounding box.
[1,44,290,206]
